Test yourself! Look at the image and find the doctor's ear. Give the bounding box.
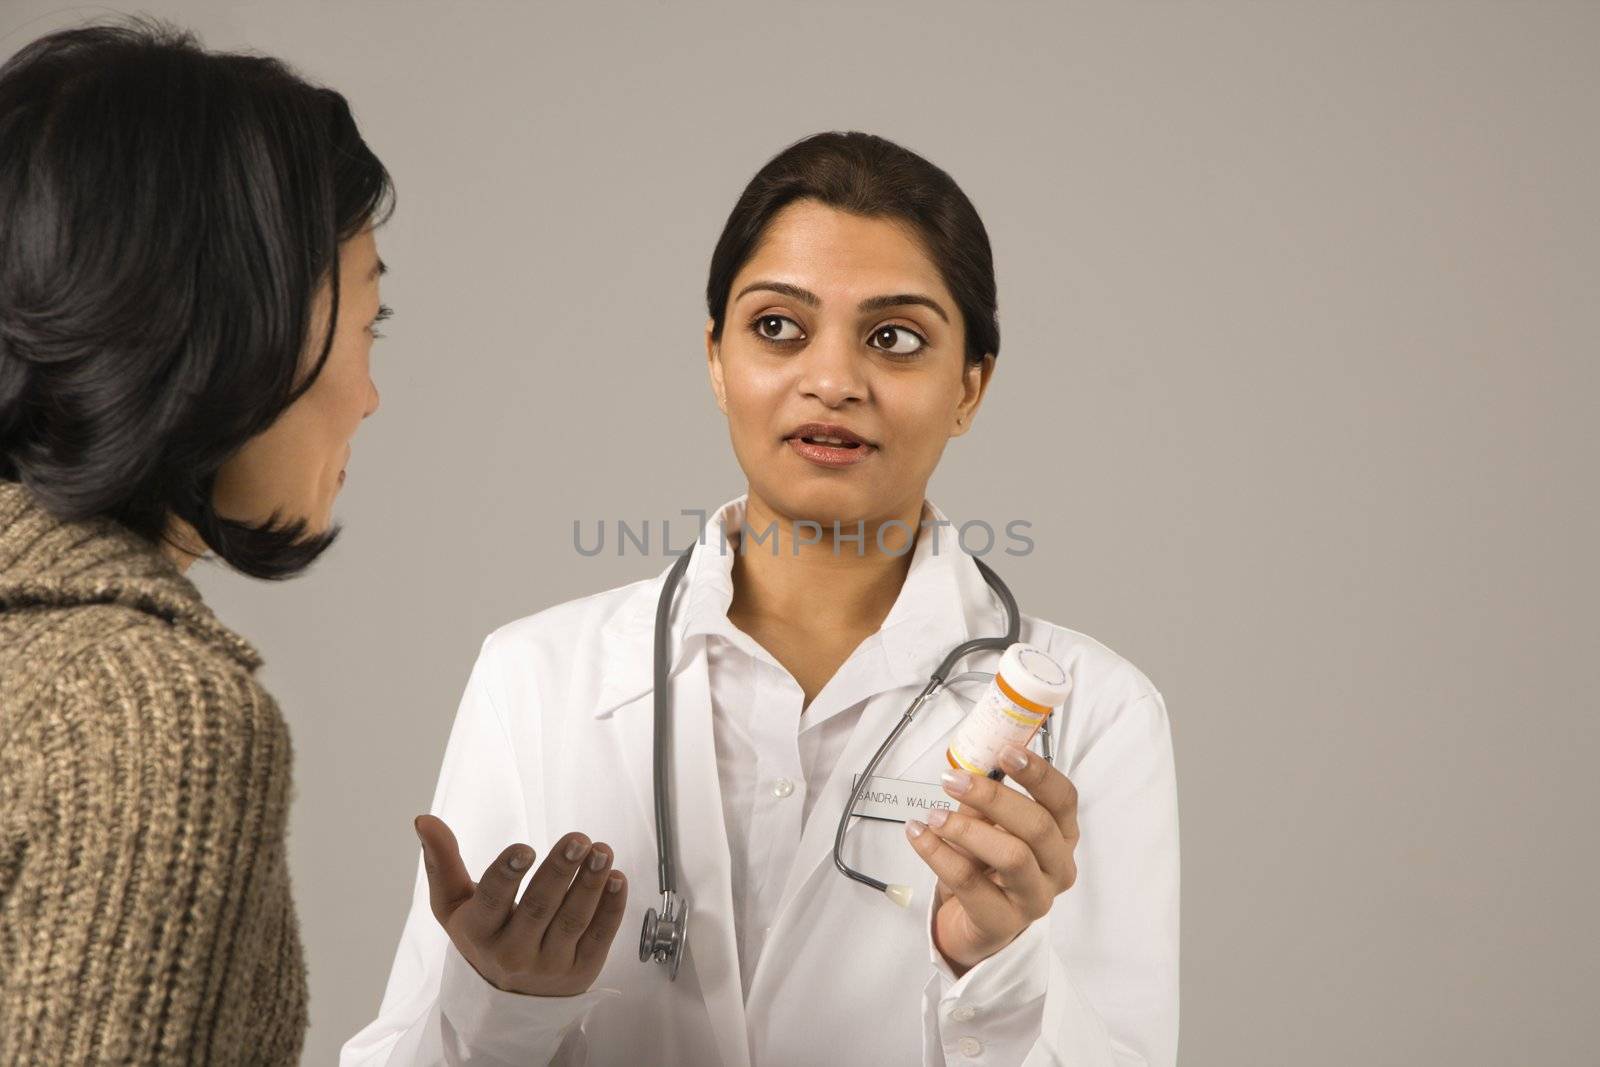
[950,353,996,438]
[705,318,728,413]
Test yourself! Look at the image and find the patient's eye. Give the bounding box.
[369,304,393,339]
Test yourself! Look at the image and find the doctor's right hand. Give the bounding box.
[413,814,628,996]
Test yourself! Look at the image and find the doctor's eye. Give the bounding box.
[868,324,927,357]
[750,314,804,344]
[368,304,393,340]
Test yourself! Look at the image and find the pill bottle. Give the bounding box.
[946,642,1071,779]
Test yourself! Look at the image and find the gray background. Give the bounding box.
[4,1,1595,1063]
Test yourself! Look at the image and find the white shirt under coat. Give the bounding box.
[342,495,1179,1066]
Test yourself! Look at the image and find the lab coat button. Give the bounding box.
[951,1005,976,1021]
[958,1036,983,1057]
[772,777,795,798]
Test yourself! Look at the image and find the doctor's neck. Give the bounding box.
[727,492,924,636]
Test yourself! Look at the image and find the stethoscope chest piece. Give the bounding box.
[639,890,688,980]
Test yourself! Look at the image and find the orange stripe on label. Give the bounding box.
[996,673,1053,715]
[947,747,986,774]
[999,703,1047,728]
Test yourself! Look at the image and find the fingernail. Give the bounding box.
[927,808,950,829]
[587,847,610,872]
[906,819,926,838]
[412,816,423,838]
[606,872,624,893]
[564,838,586,862]
[509,849,531,871]
[941,770,972,795]
[1001,746,1029,773]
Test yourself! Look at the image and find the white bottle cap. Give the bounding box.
[997,642,1072,710]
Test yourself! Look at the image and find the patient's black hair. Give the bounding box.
[0,16,395,579]
[706,131,998,366]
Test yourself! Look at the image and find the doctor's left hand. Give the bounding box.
[904,744,1080,977]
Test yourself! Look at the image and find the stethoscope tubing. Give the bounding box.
[643,546,1030,975]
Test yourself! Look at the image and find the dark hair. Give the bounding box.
[706,131,998,366]
[0,16,394,579]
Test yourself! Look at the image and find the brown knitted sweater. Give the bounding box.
[0,480,307,1063]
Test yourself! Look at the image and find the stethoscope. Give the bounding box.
[639,547,1047,979]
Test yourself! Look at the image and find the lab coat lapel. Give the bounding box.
[602,621,753,1067]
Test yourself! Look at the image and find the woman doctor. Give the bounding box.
[343,131,1178,1067]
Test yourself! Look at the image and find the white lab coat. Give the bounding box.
[343,498,1179,1066]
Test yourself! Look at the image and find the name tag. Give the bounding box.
[849,773,957,824]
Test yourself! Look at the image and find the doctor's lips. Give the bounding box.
[784,421,876,469]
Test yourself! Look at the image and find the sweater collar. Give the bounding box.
[0,480,264,671]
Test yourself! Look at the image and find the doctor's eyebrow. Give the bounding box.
[368,258,387,281]
[734,280,949,324]
[857,292,949,324]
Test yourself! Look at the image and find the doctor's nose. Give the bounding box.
[795,332,868,408]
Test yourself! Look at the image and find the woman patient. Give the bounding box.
[0,18,392,1063]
